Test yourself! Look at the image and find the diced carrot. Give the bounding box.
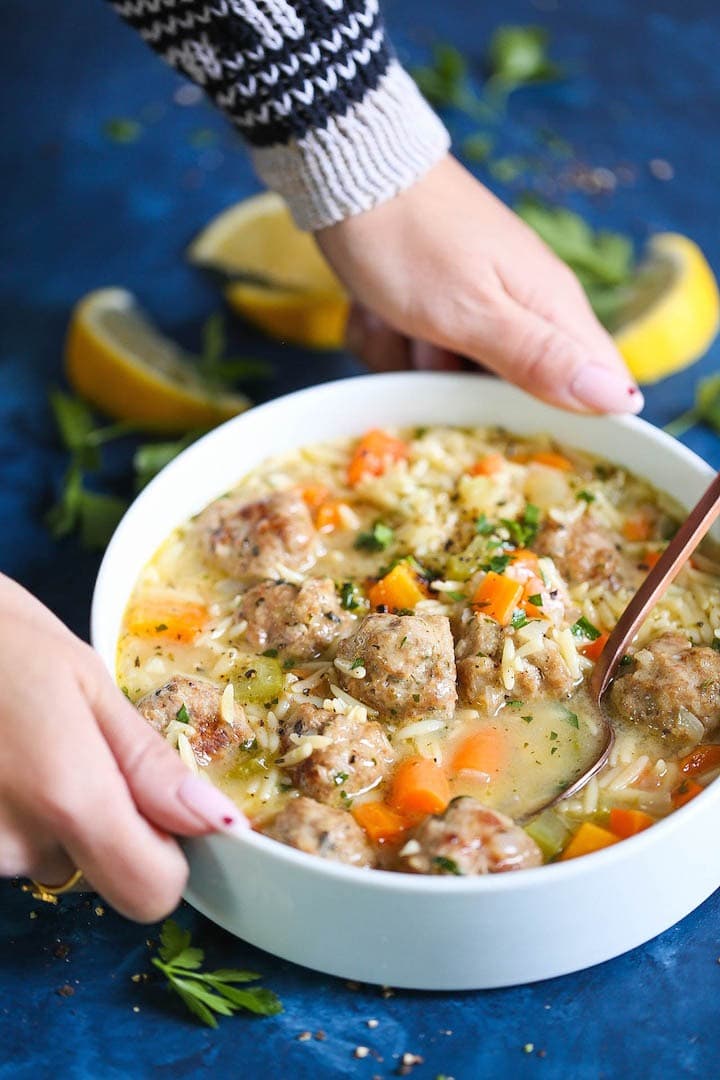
[451,729,507,778]
[530,451,573,471]
[581,631,610,663]
[560,822,619,861]
[671,779,704,808]
[299,484,329,512]
[389,756,451,817]
[468,453,506,476]
[368,561,428,611]
[508,548,540,571]
[315,499,350,533]
[126,598,209,644]
[472,572,523,625]
[679,744,720,778]
[622,512,653,542]
[609,808,655,839]
[352,802,410,844]
[347,429,410,487]
[643,549,663,570]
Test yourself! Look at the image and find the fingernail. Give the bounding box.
[178,774,249,833]
[571,365,645,414]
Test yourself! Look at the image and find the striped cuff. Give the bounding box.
[250,61,451,231]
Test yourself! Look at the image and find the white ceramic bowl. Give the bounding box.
[92,373,720,989]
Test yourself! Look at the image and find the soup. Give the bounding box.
[117,426,720,874]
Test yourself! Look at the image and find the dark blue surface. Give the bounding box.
[2,1,719,1076]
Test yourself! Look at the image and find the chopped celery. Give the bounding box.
[232,655,284,705]
[525,809,571,859]
[445,535,493,581]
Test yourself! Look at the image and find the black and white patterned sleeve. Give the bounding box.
[108,1,450,229]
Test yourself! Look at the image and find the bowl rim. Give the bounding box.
[92,371,720,896]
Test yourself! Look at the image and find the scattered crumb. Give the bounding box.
[94,906,105,917]
[297,1031,312,1042]
[381,986,395,999]
[367,1019,379,1029]
[441,1029,453,1036]
[29,912,38,920]
[133,1006,141,1013]
[56,985,74,998]
[53,943,70,960]
[523,1043,535,1054]
[131,973,150,984]
[544,1004,551,1009]
[649,158,674,181]
[315,1031,326,1041]
[354,1047,370,1059]
[396,1052,424,1075]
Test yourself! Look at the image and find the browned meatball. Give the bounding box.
[334,613,457,721]
[395,797,542,875]
[196,490,319,581]
[278,704,393,807]
[455,613,575,704]
[241,578,353,660]
[534,516,624,587]
[137,675,253,766]
[262,796,375,867]
[609,632,720,749]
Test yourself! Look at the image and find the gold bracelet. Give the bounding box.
[23,867,85,905]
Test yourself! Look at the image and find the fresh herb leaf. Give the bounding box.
[104,117,142,143]
[522,715,533,724]
[486,25,564,89]
[151,919,282,1027]
[482,554,512,574]
[262,649,279,658]
[476,513,495,536]
[549,730,558,741]
[570,616,601,641]
[333,772,349,786]
[712,637,720,653]
[527,593,543,606]
[561,707,580,729]
[511,609,529,629]
[433,856,462,876]
[577,490,596,503]
[350,657,364,669]
[45,463,127,550]
[447,590,466,602]
[338,581,364,611]
[461,132,494,163]
[133,431,204,490]
[195,313,271,388]
[666,373,720,438]
[411,43,491,121]
[355,521,394,552]
[175,704,191,724]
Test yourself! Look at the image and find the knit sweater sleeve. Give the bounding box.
[108,1,449,230]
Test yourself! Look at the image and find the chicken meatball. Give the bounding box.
[395,797,542,875]
[196,489,319,581]
[137,674,253,767]
[534,516,626,588]
[609,632,720,749]
[278,703,393,807]
[241,578,353,660]
[262,796,375,867]
[334,613,457,721]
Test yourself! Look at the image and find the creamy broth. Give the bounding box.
[118,426,720,872]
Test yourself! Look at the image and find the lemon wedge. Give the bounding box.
[65,288,251,433]
[614,233,720,383]
[188,192,349,349]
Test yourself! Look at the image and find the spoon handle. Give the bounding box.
[590,470,720,700]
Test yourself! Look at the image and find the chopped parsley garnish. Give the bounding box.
[570,616,601,641]
[339,791,353,807]
[333,772,349,786]
[561,708,580,729]
[577,490,596,503]
[527,593,543,606]
[549,730,558,741]
[476,513,495,536]
[511,609,529,629]
[712,637,720,652]
[521,715,533,724]
[338,581,363,611]
[350,657,365,669]
[175,704,191,724]
[262,649,278,658]
[619,654,633,667]
[482,553,512,574]
[355,521,395,552]
[433,856,462,876]
[151,919,282,1027]
[155,623,168,632]
[447,591,466,602]
[506,699,524,708]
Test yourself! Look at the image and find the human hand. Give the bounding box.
[0,575,246,922]
[317,155,643,415]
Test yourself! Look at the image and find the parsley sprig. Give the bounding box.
[151,920,282,1028]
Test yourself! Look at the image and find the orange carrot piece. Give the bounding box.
[368,561,428,611]
[560,822,619,861]
[315,499,350,533]
[672,779,704,808]
[468,453,506,476]
[530,451,573,471]
[126,599,209,644]
[581,631,610,663]
[347,429,410,487]
[389,756,451,817]
[451,729,507,778]
[679,744,720,778]
[299,484,329,512]
[508,548,540,570]
[609,808,655,839]
[622,512,652,542]
[643,549,663,570]
[472,572,523,625]
[352,802,410,844]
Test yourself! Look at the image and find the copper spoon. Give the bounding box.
[525,470,720,820]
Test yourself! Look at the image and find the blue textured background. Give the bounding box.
[1,1,719,1076]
